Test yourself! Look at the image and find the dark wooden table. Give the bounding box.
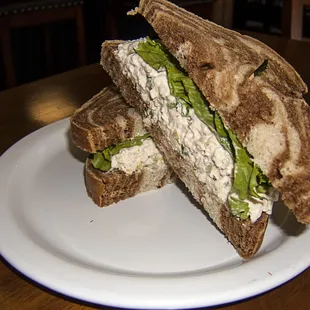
[1,32,310,309]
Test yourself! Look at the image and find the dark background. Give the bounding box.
[0,0,309,91]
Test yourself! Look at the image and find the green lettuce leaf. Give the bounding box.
[134,38,170,70]
[135,38,272,220]
[249,163,271,198]
[92,133,151,172]
[227,131,253,200]
[214,113,233,156]
[228,195,250,220]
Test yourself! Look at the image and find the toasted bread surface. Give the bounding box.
[136,0,310,223]
[101,41,269,258]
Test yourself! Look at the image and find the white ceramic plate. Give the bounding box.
[0,119,309,309]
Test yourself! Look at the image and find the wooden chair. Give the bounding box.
[0,17,15,88]
[282,0,310,40]
[0,0,86,89]
[176,0,234,28]
[208,0,234,28]
[105,0,234,39]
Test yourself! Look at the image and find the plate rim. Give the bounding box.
[0,118,309,309]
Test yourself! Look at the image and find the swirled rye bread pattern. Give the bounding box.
[100,0,310,258]
[70,85,174,207]
[137,0,310,224]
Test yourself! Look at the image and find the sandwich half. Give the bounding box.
[70,85,174,207]
[100,0,310,258]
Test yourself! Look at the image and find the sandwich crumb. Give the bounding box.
[127,7,139,16]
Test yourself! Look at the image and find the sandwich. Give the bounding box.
[70,84,174,207]
[100,0,310,258]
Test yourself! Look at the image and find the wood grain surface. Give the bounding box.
[0,32,310,309]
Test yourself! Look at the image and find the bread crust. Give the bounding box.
[85,158,144,207]
[70,85,145,153]
[137,0,310,224]
[101,41,269,258]
[85,158,174,207]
